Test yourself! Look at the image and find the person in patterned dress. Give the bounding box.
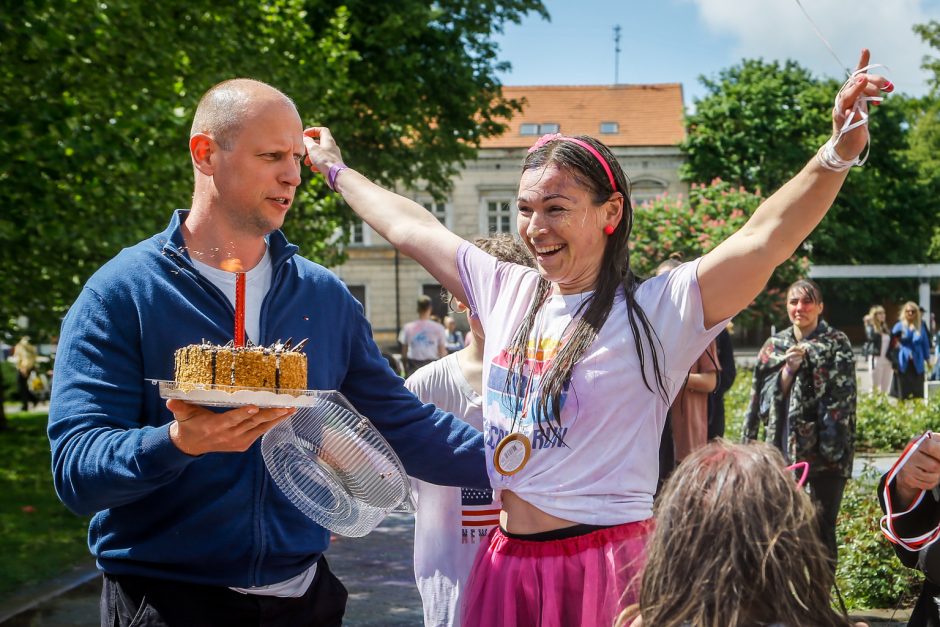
[743,278,856,572]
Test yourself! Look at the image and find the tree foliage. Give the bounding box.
[911,20,940,258]
[631,180,807,328]
[680,58,938,274]
[0,0,547,340]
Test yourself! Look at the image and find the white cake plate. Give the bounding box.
[148,379,321,408]
[149,380,416,537]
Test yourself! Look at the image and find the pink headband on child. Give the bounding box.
[785,461,810,488]
[527,133,617,192]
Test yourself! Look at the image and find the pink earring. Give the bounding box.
[603,224,615,236]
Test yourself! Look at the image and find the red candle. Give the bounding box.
[222,258,247,348]
[234,271,246,347]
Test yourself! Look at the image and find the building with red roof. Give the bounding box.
[334,84,687,346]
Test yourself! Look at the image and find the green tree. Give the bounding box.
[680,58,938,273]
[631,180,807,328]
[911,20,940,258]
[0,0,546,343]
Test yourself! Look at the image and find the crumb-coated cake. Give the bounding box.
[174,339,308,391]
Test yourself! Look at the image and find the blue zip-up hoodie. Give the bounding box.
[48,210,487,586]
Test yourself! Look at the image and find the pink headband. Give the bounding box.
[527,133,617,192]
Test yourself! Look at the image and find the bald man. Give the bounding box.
[48,79,487,627]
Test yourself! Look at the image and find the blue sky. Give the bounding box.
[494,0,940,107]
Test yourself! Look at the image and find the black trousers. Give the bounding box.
[16,371,35,410]
[909,578,940,627]
[898,366,925,400]
[806,473,847,573]
[100,556,347,627]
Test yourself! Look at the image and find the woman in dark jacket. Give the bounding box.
[743,279,856,572]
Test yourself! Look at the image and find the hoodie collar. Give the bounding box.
[160,209,299,270]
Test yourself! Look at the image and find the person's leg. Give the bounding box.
[873,358,893,394]
[16,372,30,410]
[101,572,260,627]
[900,367,925,400]
[907,578,940,627]
[806,473,847,572]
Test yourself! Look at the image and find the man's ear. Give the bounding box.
[190,133,216,175]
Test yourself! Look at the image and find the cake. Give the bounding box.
[174,339,308,391]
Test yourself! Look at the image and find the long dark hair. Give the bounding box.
[502,136,667,434]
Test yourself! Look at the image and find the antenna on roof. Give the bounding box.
[613,25,622,85]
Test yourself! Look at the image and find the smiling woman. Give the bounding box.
[300,50,886,626]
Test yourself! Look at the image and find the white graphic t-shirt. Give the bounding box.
[407,354,496,627]
[399,319,447,361]
[457,242,727,524]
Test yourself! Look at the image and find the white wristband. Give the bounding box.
[816,137,860,172]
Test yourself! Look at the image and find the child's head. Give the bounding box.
[637,439,853,627]
[416,294,433,316]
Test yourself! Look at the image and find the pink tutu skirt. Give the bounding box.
[461,519,653,627]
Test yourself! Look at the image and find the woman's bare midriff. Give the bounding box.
[500,490,580,535]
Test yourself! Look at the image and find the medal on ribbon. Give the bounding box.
[494,432,531,476]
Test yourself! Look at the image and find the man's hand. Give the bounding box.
[895,434,940,509]
[167,399,295,456]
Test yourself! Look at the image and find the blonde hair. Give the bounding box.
[900,301,922,332]
[867,305,888,334]
[635,440,853,627]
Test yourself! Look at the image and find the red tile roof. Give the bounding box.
[481,84,685,149]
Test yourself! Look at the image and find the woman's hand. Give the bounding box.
[784,345,806,373]
[302,126,344,174]
[829,49,890,162]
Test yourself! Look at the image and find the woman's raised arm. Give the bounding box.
[302,127,469,305]
[697,49,889,328]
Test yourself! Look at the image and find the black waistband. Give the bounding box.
[500,522,613,542]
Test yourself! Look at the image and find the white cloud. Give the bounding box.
[683,0,940,95]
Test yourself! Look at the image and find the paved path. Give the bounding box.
[0,508,910,626]
[2,512,422,626]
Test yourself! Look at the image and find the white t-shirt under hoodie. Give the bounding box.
[457,241,727,525]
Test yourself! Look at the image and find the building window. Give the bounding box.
[520,123,539,135]
[349,220,365,245]
[347,284,366,309]
[344,284,367,317]
[600,121,619,134]
[421,200,448,225]
[486,199,514,234]
[630,179,668,206]
[522,122,561,135]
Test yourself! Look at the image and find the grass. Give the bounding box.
[0,411,91,601]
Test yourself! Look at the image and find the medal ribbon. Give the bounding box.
[879,432,940,552]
